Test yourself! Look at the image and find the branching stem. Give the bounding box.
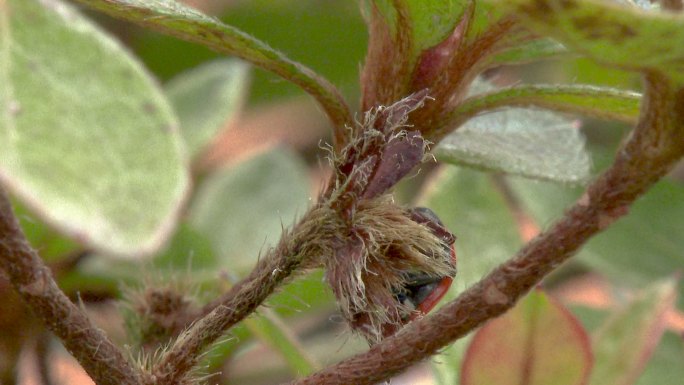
[286,72,684,385]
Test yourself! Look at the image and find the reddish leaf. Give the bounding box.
[462,290,592,385]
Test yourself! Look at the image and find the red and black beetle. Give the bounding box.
[395,207,456,321]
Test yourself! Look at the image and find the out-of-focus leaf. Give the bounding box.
[63,223,221,295]
[418,167,522,293]
[12,198,81,262]
[417,167,522,384]
[450,84,641,126]
[152,223,218,271]
[489,39,568,66]
[568,305,610,334]
[461,290,592,385]
[73,0,351,128]
[637,331,684,385]
[590,278,677,385]
[246,308,320,376]
[580,181,684,306]
[165,59,250,159]
[189,148,310,274]
[509,178,684,308]
[491,0,684,83]
[0,0,189,257]
[570,303,684,385]
[268,270,334,316]
[569,58,640,95]
[135,1,367,105]
[436,108,590,183]
[507,177,580,224]
[219,3,367,104]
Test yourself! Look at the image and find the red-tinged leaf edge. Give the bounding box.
[461,289,592,385]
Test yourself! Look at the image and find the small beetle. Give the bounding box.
[396,207,456,321]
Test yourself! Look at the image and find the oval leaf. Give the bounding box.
[462,290,592,385]
[0,0,189,257]
[165,59,250,160]
[436,108,591,183]
[189,148,310,273]
[590,278,678,385]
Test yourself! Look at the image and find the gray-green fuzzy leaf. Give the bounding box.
[165,59,250,159]
[0,0,189,257]
[436,108,591,183]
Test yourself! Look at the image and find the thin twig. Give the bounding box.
[287,72,684,385]
[0,188,142,385]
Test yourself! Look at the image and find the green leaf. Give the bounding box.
[73,0,351,129]
[436,108,591,183]
[12,197,81,262]
[152,223,218,271]
[590,278,677,385]
[507,176,580,223]
[450,84,641,126]
[491,0,684,82]
[268,270,335,317]
[246,308,320,376]
[63,223,221,295]
[165,59,250,159]
[637,331,684,385]
[189,148,310,273]
[417,167,522,384]
[0,0,189,256]
[461,290,592,385]
[580,181,684,306]
[509,178,684,308]
[489,39,569,66]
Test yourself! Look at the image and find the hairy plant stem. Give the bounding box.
[152,205,334,384]
[150,93,432,382]
[287,72,684,385]
[0,188,142,385]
